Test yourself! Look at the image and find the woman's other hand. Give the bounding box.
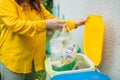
[75,18,86,28]
[46,19,65,30]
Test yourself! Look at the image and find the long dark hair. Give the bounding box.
[15,0,41,12]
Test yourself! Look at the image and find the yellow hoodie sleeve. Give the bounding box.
[65,20,76,30]
[0,0,46,37]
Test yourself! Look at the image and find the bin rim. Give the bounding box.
[45,54,95,77]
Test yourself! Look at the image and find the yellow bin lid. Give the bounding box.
[83,14,105,66]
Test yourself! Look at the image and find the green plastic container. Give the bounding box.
[52,59,76,71]
[51,55,90,71]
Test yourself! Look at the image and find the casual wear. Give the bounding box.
[0,0,76,73]
[0,62,36,80]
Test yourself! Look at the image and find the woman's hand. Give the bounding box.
[46,19,65,30]
[75,18,86,28]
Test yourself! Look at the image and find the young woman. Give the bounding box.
[0,0,86,80]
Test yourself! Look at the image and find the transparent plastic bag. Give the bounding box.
[50,25,77,69]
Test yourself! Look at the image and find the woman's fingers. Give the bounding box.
[75,18,86,27]
[80,18,86,25]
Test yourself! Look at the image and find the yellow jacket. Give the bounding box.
[0,0,76,73]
